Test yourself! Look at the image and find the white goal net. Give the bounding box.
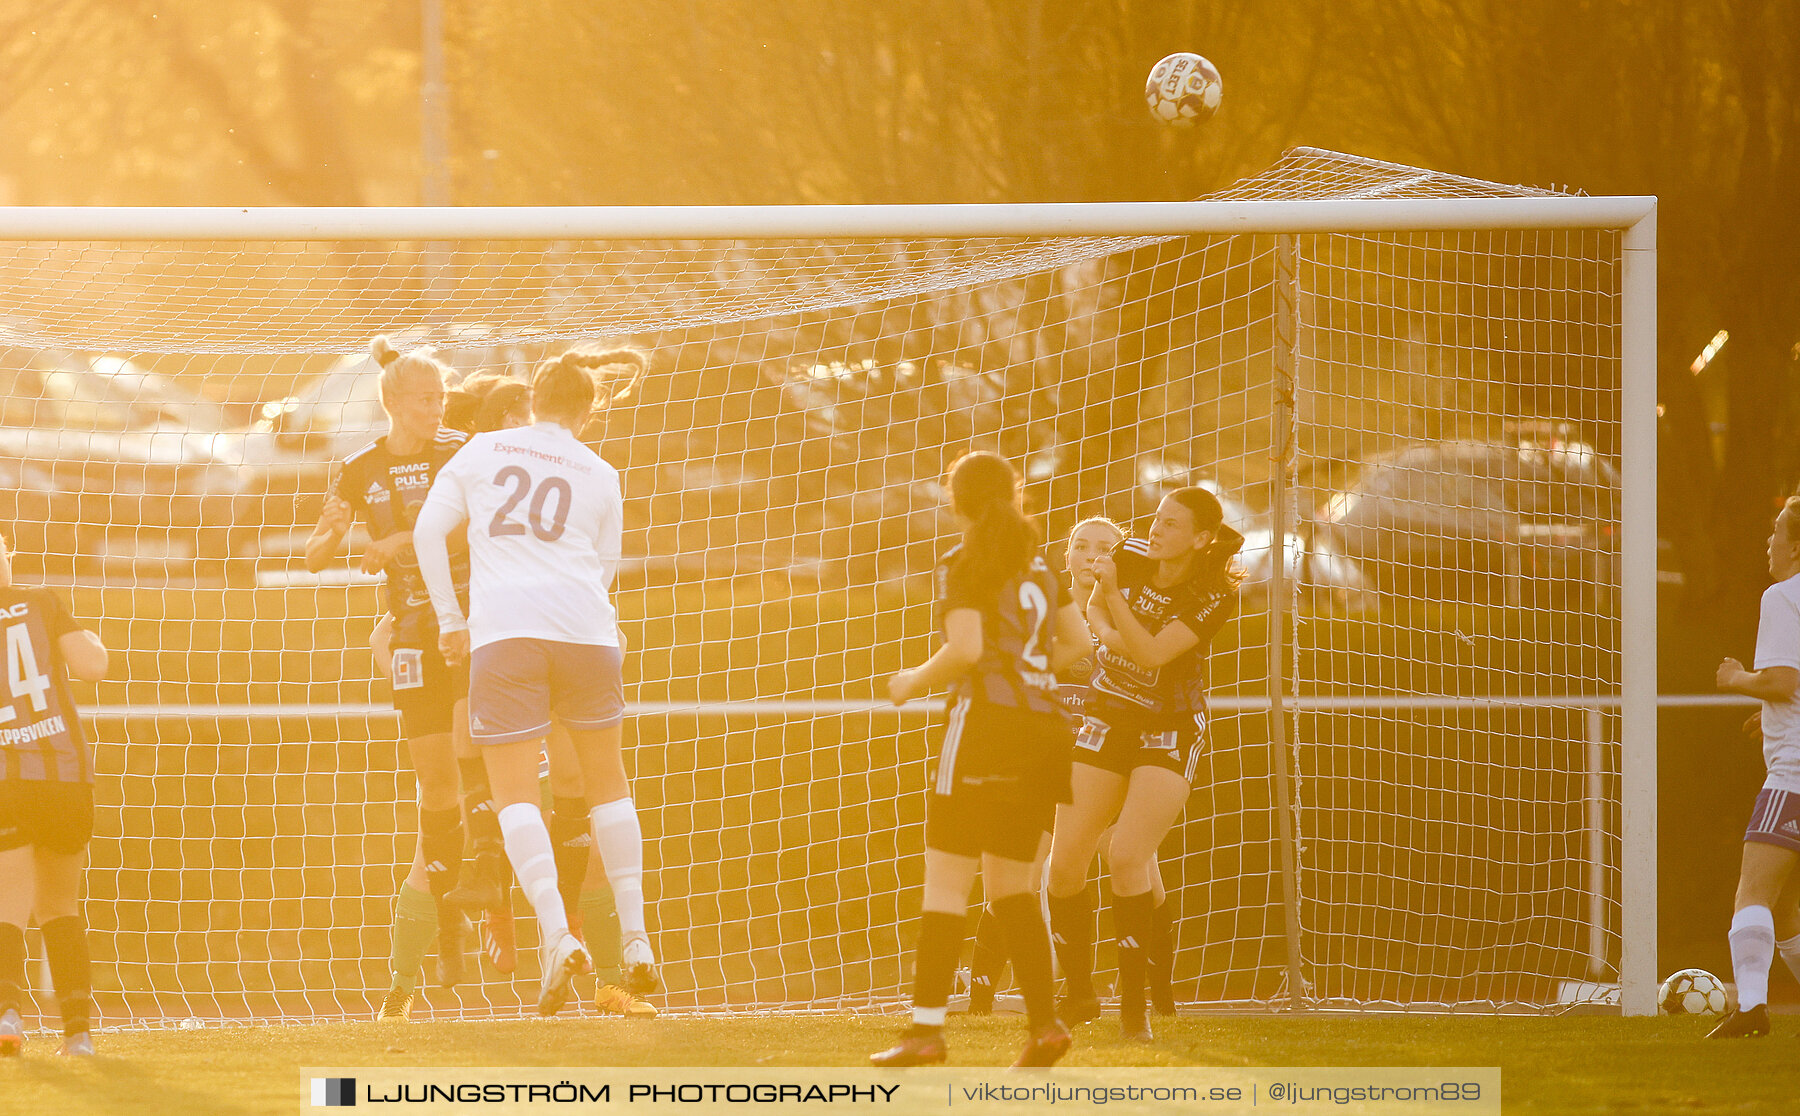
[0,148,1656,1024]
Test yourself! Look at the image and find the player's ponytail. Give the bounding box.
[1166,486,1244,593]
[565,347,647,413]
[530,351,599,428]
[946,451,1037,596]
[369,334,450,416]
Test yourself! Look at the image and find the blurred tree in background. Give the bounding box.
[0,0,1796,684]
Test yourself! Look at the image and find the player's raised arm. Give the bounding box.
[57,627,109,684]
[887,608,981,705]
[594,465,624,595]
[1047,600,1092,677]
[414,466,472,648]
[303,489,356,572]
[1090,550,1200,669]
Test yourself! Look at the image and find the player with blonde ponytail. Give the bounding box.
[302,337,508,1019]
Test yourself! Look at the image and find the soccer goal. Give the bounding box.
[0,148,1656,1023]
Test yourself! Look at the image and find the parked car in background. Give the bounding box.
[1128,453,1371,607]
[0,348,251,577]
[1317,434,1620,607]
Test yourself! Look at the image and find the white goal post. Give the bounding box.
[0,155,1658,1022]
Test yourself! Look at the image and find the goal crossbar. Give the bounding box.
[0,197,1655,241]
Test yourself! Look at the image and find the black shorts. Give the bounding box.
[1072,710,1207,782]
[925,701,1072,861]
[0,780,95,855]
[390,635,469,740]
[926,789,1053,862]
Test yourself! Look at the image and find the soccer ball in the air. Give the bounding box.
[1657,968,1729,1016]
[1145,52,1223,125]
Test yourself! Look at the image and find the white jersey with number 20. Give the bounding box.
[414,421,621,651]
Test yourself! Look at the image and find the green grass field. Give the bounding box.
[3,1013,1798,1115]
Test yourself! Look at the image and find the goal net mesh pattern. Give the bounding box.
[0,148,1625,1023]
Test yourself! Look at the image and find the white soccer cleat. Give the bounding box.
[56,1031,96,1057]
[621,935,659,996]
[536,931,591,1017]
[0,1008,23,1057]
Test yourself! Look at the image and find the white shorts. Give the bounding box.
[468,638,624,745]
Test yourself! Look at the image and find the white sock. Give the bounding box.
[1729,905,1776,1010]
[589,797,647,939]
[1777,930,1800,987]
[498,802,568,941]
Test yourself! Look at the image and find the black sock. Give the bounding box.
[991,893,1055,1030]
[418,806,465,901]
[911,910,967,1019]
[459,758,503,857]
[40,916,91,1036]
[551,796,592,929]
[1048,889,1096,1000]
[1112,890,1154,1026]
[1149,897,1175,1005]
[0,922,25,1015]
[968,906,1008,1003]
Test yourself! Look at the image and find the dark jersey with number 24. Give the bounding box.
[935,545,1070,718]
[0,585,91,785]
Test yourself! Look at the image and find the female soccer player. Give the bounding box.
[427,362,651,1016]
[1708,496,1800,1039]
[1046,487,1241,1043]
[963,517,1138,1013]
[0,532,109,1056]
[870,451,1091,1069]
[413,350,654,1016]
[303,337,504,1013]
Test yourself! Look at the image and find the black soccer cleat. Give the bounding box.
[1012,1020,1072,1068]
[869,1025,947,1068]
[445,878,504,911]
[1150,972,1177,1016]
[1706,1003,1770,1039]
[435,912,468,988]
[1056,992,1102,1026]
[965,985,995,1016]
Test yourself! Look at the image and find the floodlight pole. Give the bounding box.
[421,0,451,208]
[421,0,451,301]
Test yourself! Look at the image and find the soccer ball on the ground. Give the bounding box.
[1658,968,1729,1016]
[1145,52,1223,125]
